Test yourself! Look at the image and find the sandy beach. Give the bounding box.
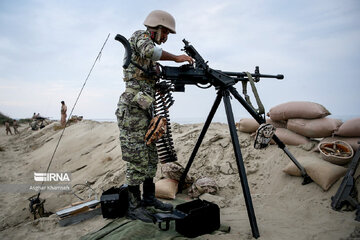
[0,120,359,240]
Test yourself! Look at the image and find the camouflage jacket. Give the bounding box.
[121,30,162,105]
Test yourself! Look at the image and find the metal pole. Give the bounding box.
[178,91,223,192]
[222,89,260,238]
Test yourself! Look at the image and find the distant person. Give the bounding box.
[32,113,37,119]
[61,101,67,127]
[13,120,19,134]
[5,121,12,135]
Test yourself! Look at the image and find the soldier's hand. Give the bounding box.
[175,54,194,65]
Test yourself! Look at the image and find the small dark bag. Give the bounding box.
[100,185,129,219]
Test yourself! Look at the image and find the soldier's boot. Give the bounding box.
[127,185,154,223]
[142,178,173,211]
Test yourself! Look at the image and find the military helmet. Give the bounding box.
[144,10,176,34]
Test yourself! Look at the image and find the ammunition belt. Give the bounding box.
[153,81,177,164]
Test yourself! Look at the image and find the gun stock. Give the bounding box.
[114,34,132,69]
[331,144,360,220]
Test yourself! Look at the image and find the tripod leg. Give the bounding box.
[228,86,312,185]
[178,91,223,192]
[222,89,260,239]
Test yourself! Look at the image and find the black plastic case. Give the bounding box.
[175,199,220,238]
[100,185,128,219]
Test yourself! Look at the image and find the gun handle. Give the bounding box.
[115,34,132,69]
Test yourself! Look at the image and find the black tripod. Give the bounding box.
[177,85,312,239]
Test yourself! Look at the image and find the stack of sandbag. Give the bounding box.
[317,117,360,152]
[237,101,334,145]
[236,102,359,191]
[236,116,309,146]
[270,101,345,145]
[283,129,355,191]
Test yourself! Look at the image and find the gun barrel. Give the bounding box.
[223,71,284,80]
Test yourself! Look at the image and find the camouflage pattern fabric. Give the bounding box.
[254,123,276,149]
[188,177,218,198]
[161,162,194,188]
[115,30,160,186]
[133,91,154,110]
[116,100,158,185]
[123,30,159,82]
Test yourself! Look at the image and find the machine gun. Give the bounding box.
[331,143,360,221]
[115,34,312,239]
[162,39,284,92]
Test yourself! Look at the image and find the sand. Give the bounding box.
[0,120,358,240]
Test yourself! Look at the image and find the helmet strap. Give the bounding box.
[155,27,162,44]
[148,27,163,45]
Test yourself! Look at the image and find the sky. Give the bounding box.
[0,0,359,123]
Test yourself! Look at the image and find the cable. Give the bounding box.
[36,33,110,197]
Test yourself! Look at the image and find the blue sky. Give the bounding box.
[1,0,359,123]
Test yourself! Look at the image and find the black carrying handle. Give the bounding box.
[114,34,132,69]
[158,220,170,231]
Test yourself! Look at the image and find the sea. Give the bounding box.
[91,115,358,125]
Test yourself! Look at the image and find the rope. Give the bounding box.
[36,33,110,198]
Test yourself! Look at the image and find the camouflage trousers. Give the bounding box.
[115,101,158,186]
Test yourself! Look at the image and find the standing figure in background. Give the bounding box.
[5,121,12,135]
[13,120,19,134]
[61,101,67,127]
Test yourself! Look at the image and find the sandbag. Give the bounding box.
[155,178,179,200]
[287,118,343,138]
[283,156,347,191]
[272,128,310,146]
[237,118,286,133]
[317,136,360,152]
[334,117,360,137]
[266,118,287,129]
[318,141,354,165]
[267,101,330,121]
[237,118,259,133]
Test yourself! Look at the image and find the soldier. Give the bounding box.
[5,121,12,135]
[13,120,19,134]
[115,10,194,222]
[60,101,67,127]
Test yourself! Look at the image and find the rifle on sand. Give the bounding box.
[331,143,360,221]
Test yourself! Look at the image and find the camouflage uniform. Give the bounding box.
[115,30,162,186]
